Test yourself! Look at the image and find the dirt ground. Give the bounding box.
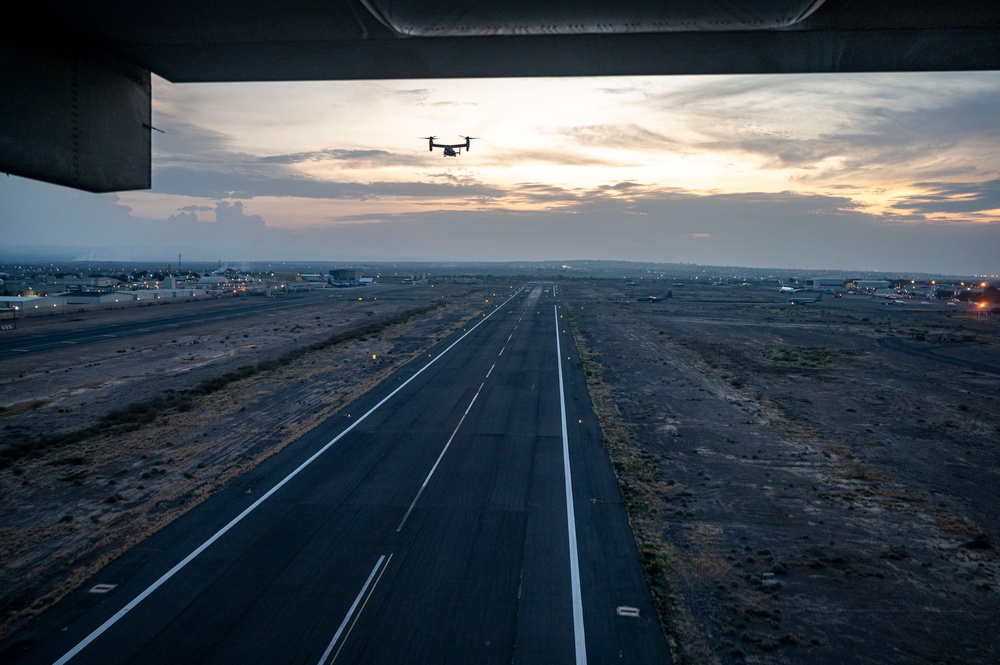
[0,282,494,638]
[2,279,998,663]
[563,282,1000,664]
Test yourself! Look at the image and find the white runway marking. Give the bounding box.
[396,381,485,532]
[318,554,392,665]
[554,304,587,665]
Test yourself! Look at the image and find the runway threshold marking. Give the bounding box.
[51,288,523,665]
[317,554,393,665]
[554,304,588,665]
[396,381,486,532]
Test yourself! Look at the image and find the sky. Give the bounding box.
[2,72,1000,274]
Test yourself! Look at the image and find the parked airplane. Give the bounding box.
[787,293,823,304]
[779,286,801,293]
[637,291,673,302]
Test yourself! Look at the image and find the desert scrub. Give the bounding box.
[762,347,835,368]
[0,399,50,418]
[0,302,445,469]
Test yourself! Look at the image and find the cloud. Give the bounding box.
[889,179,1000,216]
[394,88,432,99]
[5,174,999,273]
[303,189,1000,271]
[166,211,200,225]
[7,73,1000,273]
[152,166,506,201]
[259,149,426,168]
[642,74,1000,182]
[558,123,678,151]
[483,148,621,167]
[151,112,240,167]
[596,85,650,96]
[215,201,265,231]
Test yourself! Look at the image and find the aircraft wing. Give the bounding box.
[3,0,999,191]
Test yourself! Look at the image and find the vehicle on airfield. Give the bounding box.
[637,291,672,302]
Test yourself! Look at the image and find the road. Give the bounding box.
[1,285,669,665]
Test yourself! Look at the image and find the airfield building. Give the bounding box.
[854,280,892,290]
[809,278,846,289]
[330,269,364,282]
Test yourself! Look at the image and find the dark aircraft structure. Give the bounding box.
[637,291,673,302]
[423,136,476,156]
[1,1,998,193]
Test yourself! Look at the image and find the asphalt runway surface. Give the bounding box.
[1,285,669,665]
[0,290,380,358]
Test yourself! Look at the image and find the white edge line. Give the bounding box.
[52,288,524,665]
[316,555,386,665]
[554,304,588,665]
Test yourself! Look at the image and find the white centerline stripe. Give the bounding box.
[396,382,485,532]
[317,554,392,665]
[51,288,524,665]
[486,362,496,378]
[499,346,505,356]
[554,304,587,665]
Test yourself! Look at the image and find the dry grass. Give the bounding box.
[0,302,475,639]
[933,511,987,542]
[0,399,50,418]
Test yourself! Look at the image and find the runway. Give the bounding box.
[0,290,383,358]
[1,285,669,665]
